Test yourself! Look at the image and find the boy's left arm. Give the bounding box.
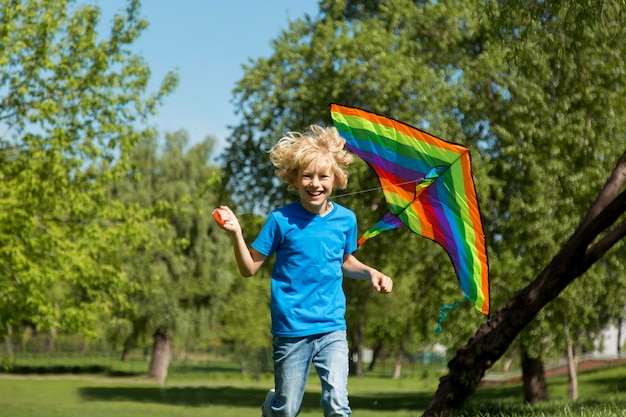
[342,254,393,294]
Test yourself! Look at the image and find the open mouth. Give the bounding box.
[307,188,325,197]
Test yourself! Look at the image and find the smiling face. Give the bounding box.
[297,156,335,215]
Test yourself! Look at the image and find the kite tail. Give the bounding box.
[434,298,466,333]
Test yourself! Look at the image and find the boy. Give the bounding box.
[214,124,392,417]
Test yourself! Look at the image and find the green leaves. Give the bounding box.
[222,0,626,366]
[0,0,176,335]
[110,130,237,352]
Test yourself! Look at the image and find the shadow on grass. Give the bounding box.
[79,385,433,412]
[2,362,240,378]
[578,368,626,393]
[3,365,143,377]
[465,369,626,415]
[474,381,524,402]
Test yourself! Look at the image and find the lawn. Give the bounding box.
[1,358,625,417]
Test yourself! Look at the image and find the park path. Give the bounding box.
[480,356,626,386]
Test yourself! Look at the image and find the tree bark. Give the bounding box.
[566,340,578,400]
[521,351,548,404]
[423,150,626,417]
[349,286,371,377]
[392,322,411,380]
[46,326,57,354]
[368,339,384,372]
[349,321,366,376]
[4,326,13,356]
[147,329,172,385]
[618,317,623,358]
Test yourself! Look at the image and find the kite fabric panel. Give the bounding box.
[330,103,490,319]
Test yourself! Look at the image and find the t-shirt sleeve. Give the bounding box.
[252,214,280,257]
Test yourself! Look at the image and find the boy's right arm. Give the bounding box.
[214,206,267,277]
[232,229,267,277]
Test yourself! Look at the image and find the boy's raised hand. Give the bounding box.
[213,206,241,234]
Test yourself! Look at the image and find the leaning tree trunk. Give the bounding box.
[423,150,626,416]
[147,328,172,386]
[521,351,548,404]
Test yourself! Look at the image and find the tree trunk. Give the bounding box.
[392,344,405,380]
[349,286,371,377]
[423,151,626,417]
[503,355,515,373]
[618,317,623,358]
[392,322,411,380]
[4,326,13,356]
[368,339,384,372]
[566,340,578,400]
[147,329,172,385]
[521,352,548,404]
[121,336,135,361]
[350,318,365,377]
[47,327,57,354]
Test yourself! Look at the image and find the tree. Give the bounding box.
[221,0,626,411]
[223,0,489,367]
[424,150,626,415]
[0,0,177,339]
[110,130,235,384]
[447,0,626,406]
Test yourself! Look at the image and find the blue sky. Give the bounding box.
[97,1,319,158]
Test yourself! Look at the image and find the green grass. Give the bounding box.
[1,358,625,416]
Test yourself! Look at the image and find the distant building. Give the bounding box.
[594,321,626,358]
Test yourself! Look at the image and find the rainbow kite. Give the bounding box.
[330,104,489,328]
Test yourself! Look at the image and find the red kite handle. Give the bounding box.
[212,208,226,226]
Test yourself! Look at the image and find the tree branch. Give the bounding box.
[584,218,626,265]
[423,153,626,417]
[580,149,626,228]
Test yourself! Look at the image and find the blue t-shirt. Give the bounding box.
[252,202,358,337]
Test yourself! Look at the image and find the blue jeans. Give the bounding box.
[262,330,351,417]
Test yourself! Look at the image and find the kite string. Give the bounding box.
[331,179,418,200]
[231,179,420,216]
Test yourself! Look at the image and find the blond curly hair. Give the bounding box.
[269,125,353,193]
